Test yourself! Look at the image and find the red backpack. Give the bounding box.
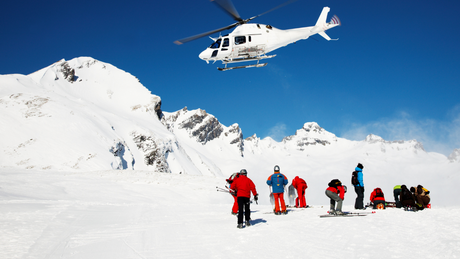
[374,188,384,198]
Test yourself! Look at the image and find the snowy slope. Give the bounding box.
[1,168,460,259]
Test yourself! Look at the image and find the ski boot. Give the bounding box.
[237,223,243,229]
[245,220,251,227]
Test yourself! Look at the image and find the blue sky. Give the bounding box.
[1,0,460,155]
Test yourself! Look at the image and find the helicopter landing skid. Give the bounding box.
[217,63,267,71]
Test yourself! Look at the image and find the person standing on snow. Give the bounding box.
[230,169,258,229]
[292,176,308,208]
[325,179,346,215]
[267,165,288,215]
[353,163,365,209]
[393,185,402,208]
[226,172,240,215]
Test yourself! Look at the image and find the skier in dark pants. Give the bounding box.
[393,185,402,208]
[230,169,258,229]
[353,163,365,209]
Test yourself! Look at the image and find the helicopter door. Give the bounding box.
[221,38,230,51]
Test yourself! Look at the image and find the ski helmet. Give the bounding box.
[274,165,280,172]
[240,169,247,175]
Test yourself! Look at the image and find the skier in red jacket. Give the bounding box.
[292,176,308,208]
[230,169,258,229]
[325,179,346,215]
[370,187,386,209]
[226,172,240,215]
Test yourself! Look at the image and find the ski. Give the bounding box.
[327,210,376,215]
[319,214,367,218]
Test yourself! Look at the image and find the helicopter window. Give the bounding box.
[235,36,246,45]
[249,36,251,42]
[223,38,229,47]
[210,39,221,49]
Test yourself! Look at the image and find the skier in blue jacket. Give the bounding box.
[267,165,288,215]
[353,163,365,209]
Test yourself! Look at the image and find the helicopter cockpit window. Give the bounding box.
[223,38,229,47]
[235,36,246,45]
[210,39,221,49]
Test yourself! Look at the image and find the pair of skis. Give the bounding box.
[319,211,376,218]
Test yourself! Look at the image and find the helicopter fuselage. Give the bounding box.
[199,23,317,63]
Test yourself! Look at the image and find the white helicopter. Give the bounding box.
[174,0,341,71]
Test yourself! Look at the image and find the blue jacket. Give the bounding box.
[267,172,288,193]
[355,167,364,187]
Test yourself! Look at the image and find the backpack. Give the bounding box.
[351,171,359,186]
[328,179,342,188]
[226,173,239,184]
[374,188,384,198]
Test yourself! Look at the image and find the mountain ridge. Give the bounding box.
[1,57,458,176]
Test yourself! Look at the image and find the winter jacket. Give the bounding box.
[370,188,385,202]
[400,185,415,202]
[326,185,345,200]
[416,186,430,199]
[292,176,307,190]
[354,167,364,187]
[230,175,257,198]
[267,172,288,193]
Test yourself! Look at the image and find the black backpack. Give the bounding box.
[328,179,342,188]
[351,171,359,186]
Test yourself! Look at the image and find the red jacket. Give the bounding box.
[292,176,307,189]
[230,175,257,198]
[370,188,385,202]
[326,185,345,200]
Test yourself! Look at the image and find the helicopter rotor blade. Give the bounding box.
[173,0,298,45]
[247,0,298,22]
[211,0,243,22]
[174,22,239,45]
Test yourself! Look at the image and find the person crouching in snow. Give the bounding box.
[370,187,386,209]
[292,176,308,208]
[267,165,288,215]
[230,169,258,229]
[226,172,240,215]
[325,179,346,215]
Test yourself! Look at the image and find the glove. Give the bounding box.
[254,194,259,201]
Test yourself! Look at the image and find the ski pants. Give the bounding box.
[325,190,343,212]
[393,188,402,208]
[354,186,365,209]
[237,197,251,224]
[231,194,238,214]
[295,185,307,207]
[273,193,286,213]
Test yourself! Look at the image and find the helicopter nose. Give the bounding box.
[199,50,208,61]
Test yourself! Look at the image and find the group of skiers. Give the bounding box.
[225,163,431,228]
[393,184,431,211]
[226,165,308,228]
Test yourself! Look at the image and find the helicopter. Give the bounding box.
[174,0,341,71]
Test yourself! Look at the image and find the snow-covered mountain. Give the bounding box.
[1,57,459,204]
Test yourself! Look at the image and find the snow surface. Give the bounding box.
[1,57,460,258]
[1,167,460,259]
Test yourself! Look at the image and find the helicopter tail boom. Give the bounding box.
[313,7,341,41]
